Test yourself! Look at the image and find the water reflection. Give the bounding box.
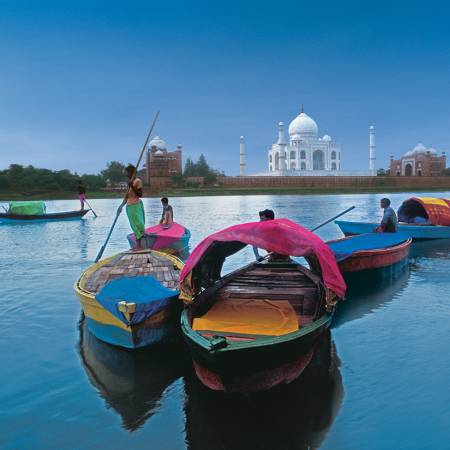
[183,331,343,450]
[333,267,411,328]
[410,238,450,259]
[77,316,187,431]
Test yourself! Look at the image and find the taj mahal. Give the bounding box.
[240,108,376,176]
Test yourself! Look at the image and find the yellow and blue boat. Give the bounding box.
[74,249,183,349]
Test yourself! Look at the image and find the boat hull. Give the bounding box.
[335,220,450,240]
[335,238,411,280]
[181,310,333,393]
[74,251,183,349]
[0,209,89,222]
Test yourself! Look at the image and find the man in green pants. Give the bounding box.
[121,164,145,249]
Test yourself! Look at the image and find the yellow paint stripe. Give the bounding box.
[417,197,450,208]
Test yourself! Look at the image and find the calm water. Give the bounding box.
[1,193,450,450]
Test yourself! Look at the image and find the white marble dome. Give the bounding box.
[412,143,427,154]
[322,134,332,142]
[149,135,167,151]
[288,112,318,138]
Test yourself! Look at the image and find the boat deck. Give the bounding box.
[193,264,320,341]
[218,265,319,324]
[82,251,180,294]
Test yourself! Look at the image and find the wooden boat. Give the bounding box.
[78,317,186,431]
[336,197,450,240]
[183,330,343,450]
[327,233,412,280]
[74,249,183,349]
[0,208,90,222]
[127,222,191,256]
[179,219,346,393]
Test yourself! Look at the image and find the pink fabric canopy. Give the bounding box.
[180,218,346,298]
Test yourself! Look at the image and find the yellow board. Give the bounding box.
[193,299,299,336]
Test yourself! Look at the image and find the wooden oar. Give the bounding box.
[84,199,98,218]
[95,111,160,263]
[310,206,355,232]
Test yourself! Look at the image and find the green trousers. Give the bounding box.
[126,200,145,240]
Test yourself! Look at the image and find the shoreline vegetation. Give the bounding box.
[1,160,449,202]
[1,184,450,201]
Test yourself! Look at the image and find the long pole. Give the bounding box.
[95,111,160,263]
[310,206,355,232]
[84,199,98,218]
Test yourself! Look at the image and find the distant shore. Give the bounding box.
[1,184,450,202]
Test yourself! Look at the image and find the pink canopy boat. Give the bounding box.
[179,219,345,393]
[127,222,191,256]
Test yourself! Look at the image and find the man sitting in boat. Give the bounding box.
[374,198,398,233]
[77,180,87,210]
[159,197,173,229]
[121,164,145,249]
[253,209,275,260]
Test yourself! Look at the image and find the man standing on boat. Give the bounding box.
[253,209,275,260]
[159,197,173,228]
[375,198,398,233]
[77,180,87,210]
[121,164,145,249]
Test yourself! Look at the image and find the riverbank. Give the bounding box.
[1,184,450,201]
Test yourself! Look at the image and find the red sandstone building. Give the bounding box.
[145,136,182,188]
[389,143,446,176]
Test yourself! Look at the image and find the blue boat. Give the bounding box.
[335,220,450,240]
[336,197,450,241]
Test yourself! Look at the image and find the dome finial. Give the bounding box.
[301,104,304,114]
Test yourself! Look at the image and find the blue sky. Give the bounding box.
[0,0,449,175]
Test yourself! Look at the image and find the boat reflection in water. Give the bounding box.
[183,330,343,450]
[77,316,187,431]
[333,266,411,328]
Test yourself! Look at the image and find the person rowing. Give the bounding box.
[159,197,173,229]
[120,164,145,249]
[374,198,398,233]
[77,180,87,210]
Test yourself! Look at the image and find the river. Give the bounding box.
[1,192,450,449]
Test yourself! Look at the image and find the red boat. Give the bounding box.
[327,233,412,280]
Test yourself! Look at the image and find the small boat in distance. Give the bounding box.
[127,222,191,256]
[336,197,450,240]
[179,219,346,393]
[74,249,183,349]
[328,233,411,281]
[0,201,90,223]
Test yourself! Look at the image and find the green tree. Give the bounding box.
[101,161,126,182]
[196,154,210,176]
[183,158,195,177]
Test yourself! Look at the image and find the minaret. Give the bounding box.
[277,121,287,171]
[239,136,246,176]
[369,125,376,176]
